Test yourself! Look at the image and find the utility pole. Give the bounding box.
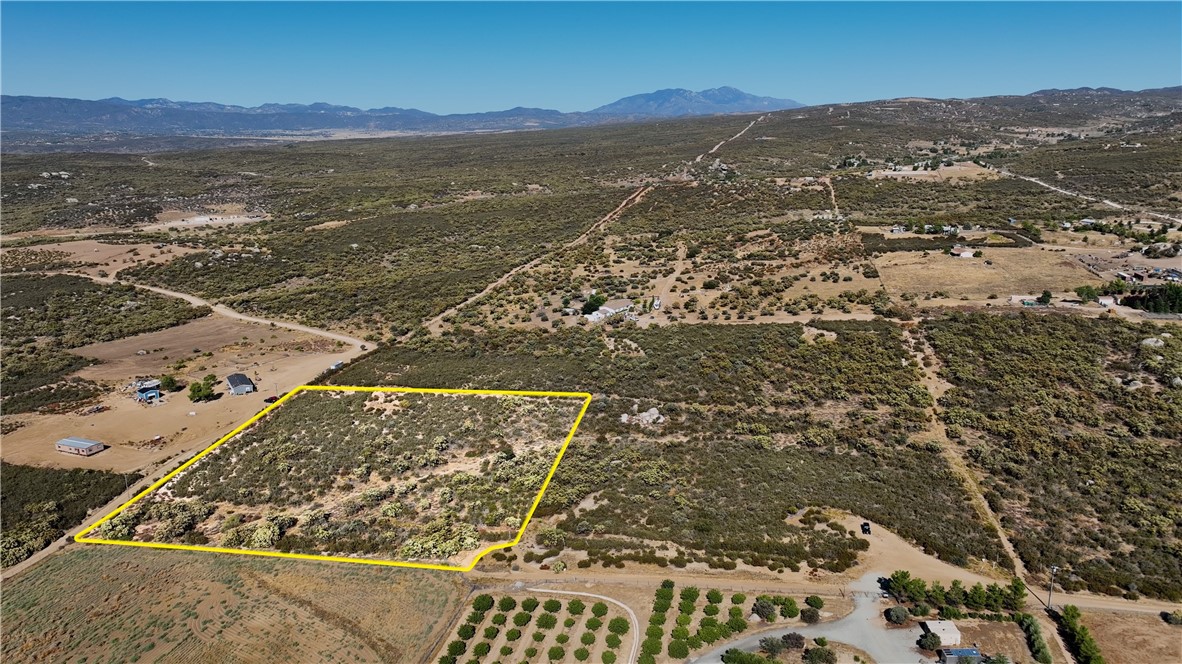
[1047,565,1060,610]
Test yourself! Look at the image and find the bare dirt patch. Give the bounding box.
[875,247,1101,299]
[142,204,268,231]
[1079,610,1181,664]
[867,161,999,181]
[956,619,1039,662]
[0,316,355,474]
[0,240,199,276]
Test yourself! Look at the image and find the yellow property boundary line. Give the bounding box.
[76,385,593,572]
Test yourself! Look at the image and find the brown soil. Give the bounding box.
[1,316,355,474]
[0,239,199,276]
[875,247,1101,298]
[1,545,467,664]
[1080,610,1181,664]
[957,619,1042,662]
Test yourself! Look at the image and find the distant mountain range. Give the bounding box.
[591,87,802,116]
[0,87,804,137]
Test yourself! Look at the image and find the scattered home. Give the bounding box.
[938,648,982,664]
[584,299,635,324]
[134,379,162,403]
[1115,272,1132,281]
[921,620,962,646]
[226,373,256,396]
[55,436,105,457]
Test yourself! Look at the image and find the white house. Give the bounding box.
[584,299,635,324]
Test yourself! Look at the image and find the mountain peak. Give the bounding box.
[592,87,802,117]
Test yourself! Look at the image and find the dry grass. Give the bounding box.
[874,247,1100,298]
[1,545,466,663]
[956,620,1038,662]
[1079,610,1181,664]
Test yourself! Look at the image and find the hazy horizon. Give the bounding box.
[2,2,1180,115]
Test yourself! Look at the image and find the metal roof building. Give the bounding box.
[938,648,982,664]
[226,373,256,396]
[55,436,105,457]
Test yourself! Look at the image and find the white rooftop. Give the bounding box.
[56,436,104,450]
[921,620,961,646]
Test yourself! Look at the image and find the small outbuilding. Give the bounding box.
[55,436,105,457]
[226,373,256,396]
[921,620,962,647]
[134,379,162,402]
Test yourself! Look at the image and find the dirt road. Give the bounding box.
[998,169,1182,224]
[695,114,766,163]
[1,452,183,581]
[526,587,640,664]
[3,271,368,581]
[417,184,655,336]
[48,271,366,350]
[420,116,773,337]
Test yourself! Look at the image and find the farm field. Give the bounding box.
[90,389,588,566]
[434,590,636,664]
[0,546,466,663]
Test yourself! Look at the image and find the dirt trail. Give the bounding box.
[998,169,1182,224]
[1,452,186,581]
[526,587,640,664]
[43,271,366,349]
[694,114,766,163]
[821,176,839,216]
[904,327,1027,579]
[416,185,655,336]
[3,272,367,581]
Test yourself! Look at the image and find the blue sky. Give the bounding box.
[2,2,1179,113]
